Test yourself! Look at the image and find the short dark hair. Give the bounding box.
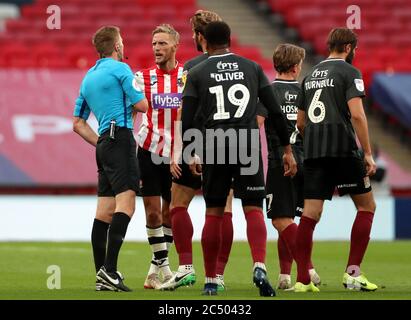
[204,21,231,47]
[327,28,358,53]
[92,26,120,58]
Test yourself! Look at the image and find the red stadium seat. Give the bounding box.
[261,0,411,85]
[65,45,98,69]
[32,43,63,68]
[0,43,30,63]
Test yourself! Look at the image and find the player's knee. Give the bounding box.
[171,198,190,209]
[114,203,135,217]
[304,209,322,222]
[271,218,293,232]
[358,198,376,213]
[146,210,162,226]
[368,198,376,213]
[96,211,113,224]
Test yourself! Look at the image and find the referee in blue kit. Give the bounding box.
[73,26,148,292]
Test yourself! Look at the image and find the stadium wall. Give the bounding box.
[0,195,400,241]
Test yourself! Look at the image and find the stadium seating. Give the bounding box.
[265,0,411,87]
[0,0,272,71]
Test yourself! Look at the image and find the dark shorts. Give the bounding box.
[265,164,304,219]
[304,157,372,200]
[96,127,139,197]
[172,160,202,190]
[137,147,172,202]
[202,154,265,208]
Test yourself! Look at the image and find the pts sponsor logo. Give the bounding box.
[217,61,239,72]
[284,90,298,102]
[311,69,328,78]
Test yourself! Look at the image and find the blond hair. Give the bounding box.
[152,24,180,44]
[190,10,222,35]
[273,43,305,73]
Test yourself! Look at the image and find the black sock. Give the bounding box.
[91,219,109,273]
[104,212,131,273]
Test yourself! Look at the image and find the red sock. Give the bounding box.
[278,223,297,274]
[296,216,317,284]
[347,211,374,270]
[308,260,314,270]
[216,212,233,275]
[170,207,193,265]
[201,215,223,278]
[244,210,267,263]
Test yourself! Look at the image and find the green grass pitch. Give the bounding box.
[0,241,410,300]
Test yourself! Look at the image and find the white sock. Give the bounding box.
[254,262,266,272]
[148,258,159,275]
[163,225,173,252]
[146,226,172,277]
[178,264,194,273]
[205,277,217,284]
[279,274,291,280]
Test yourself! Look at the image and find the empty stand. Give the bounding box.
[0,0,271,70]
[266,0,411,87]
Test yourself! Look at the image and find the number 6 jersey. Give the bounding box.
[299,58,365,160]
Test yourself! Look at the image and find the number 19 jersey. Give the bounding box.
[299,58,365,160]
[183,52,270,131]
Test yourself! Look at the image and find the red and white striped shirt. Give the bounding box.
[135,63,184,158]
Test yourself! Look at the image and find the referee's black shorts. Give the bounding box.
[96,127,140,197]
[137,147,172,203]
[265,163,304,219]
[304,156,372,200]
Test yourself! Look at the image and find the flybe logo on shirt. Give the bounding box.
[152,93,182,109]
